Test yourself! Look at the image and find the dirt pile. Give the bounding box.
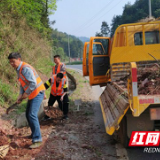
[114,63,160,95]
[44,106,63,119]
[0,117,53,160]
[0,126,31,159]
[138,64,160,95]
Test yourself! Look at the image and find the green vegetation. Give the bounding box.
[52,30,84,60]
[66,61,82,65]
[0,0,57,107]
[68,69,94,118]
[96,21,110,37]
[0,80,15,106]
[0,0,83,109]
[96,0,160,37]
[110,0,160,36]
[15,101,27,115]
[0,0,56,32]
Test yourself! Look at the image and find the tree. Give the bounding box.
[110,0,160,37]
[101,21,110,37]
[1,0,57,31]
[110,15,122,37]
[41,0,57,28]
[52,29,84,58]
[95,32,103,37]
[55,47,65,61]
[95,21,110,37]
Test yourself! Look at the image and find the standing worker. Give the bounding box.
[44,73,69,120]
[52,55,67,79]
[8,52,45,149]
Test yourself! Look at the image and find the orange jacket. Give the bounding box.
[51,75,66,96]
[53,63,66,78]
[18,62,45,100]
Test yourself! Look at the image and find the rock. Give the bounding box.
[14,99,48,128]
[38,99,48,119]
[16,113,28,128]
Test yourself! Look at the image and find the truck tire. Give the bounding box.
[118,116,129,148]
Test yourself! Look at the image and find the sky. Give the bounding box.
[49,0,137,38]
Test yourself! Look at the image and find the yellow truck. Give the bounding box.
[83,20,160,147]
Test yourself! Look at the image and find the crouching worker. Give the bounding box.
[8,52,45,149]
[44,73,69,120]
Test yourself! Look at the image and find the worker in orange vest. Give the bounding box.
[8,52,45,149]
[44,54,67,100]
[44,73,69,120]
[52,55,67,79]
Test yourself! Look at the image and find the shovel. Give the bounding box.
[6,102,18,114]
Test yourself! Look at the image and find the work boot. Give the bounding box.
[29,142,42,149]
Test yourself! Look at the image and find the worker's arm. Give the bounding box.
[16,94,23,104]
[44,78,51,90]
[60,83,68,101]
[43,79,51,99]
[19,85,24,95]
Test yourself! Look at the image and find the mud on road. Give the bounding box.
[0,70,118,160]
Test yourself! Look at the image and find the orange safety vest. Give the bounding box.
[52,63,66,79]
[51,75,66,96]
[18,62,45,100]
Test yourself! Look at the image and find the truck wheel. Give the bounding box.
[118,116,129,148]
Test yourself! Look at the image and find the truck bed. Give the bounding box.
[100,61,160,135]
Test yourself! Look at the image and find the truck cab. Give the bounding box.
[83,37,110,86]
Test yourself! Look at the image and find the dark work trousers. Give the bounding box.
[48,93,69,116]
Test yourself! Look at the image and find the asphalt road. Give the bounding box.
[66,64,160,160]
[66,65,104,97]
[67,65,82,71]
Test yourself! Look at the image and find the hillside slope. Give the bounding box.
[0,13,52,107]
[78,36,90,43]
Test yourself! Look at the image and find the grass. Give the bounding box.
[0,80,17,107]
[67,69,92,113]
[84,111,94,116]
[66,61,82,65]
[15,101,27,115]
[68,97,76,112]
